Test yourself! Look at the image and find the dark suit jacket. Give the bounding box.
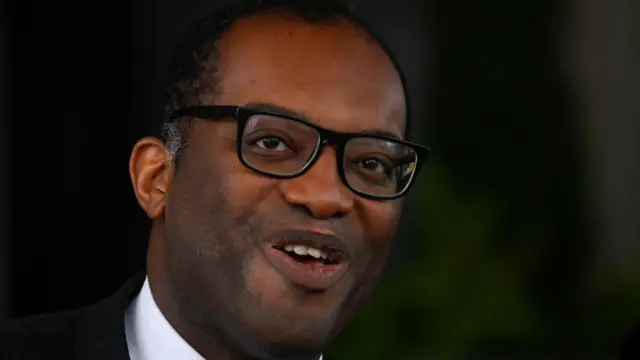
[0,274,336,360]
[1,273,144,360]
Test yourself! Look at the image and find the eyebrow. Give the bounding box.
[244,101,403,140]
[357,128,402,140]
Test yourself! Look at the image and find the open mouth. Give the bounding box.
[262,229,351,290]
[272,242,344,266]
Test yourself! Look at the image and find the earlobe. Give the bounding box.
[129,136,173,219]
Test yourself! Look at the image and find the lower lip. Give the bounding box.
[263,246,349,290]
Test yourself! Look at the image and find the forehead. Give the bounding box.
[208,11,406,138]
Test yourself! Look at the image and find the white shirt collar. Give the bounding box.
[125,276,323,360]
[125,277,205,360]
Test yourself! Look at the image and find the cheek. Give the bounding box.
[243,251,292,306]
[350,200,400,288]
[219,170,279,224]
[359,200,402,243]
[186,135,277,224]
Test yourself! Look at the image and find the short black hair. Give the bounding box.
[159,0,411,162]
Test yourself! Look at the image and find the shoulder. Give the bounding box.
[0,273,145,360]
[0,308,86,359]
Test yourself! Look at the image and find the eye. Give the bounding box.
[358,158,391,175]
[254,136,290,151]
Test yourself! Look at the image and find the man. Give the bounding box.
[1,0,430,359]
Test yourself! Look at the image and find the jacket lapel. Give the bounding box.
[73,272,146,360]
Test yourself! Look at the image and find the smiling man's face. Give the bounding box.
[132,10,407,359]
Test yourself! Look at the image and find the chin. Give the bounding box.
[255,338,329,360]
[265,320,334,346]
[239,316,337,358]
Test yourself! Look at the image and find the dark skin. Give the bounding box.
[129,11,406,360]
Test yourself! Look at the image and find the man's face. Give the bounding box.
[137,12,406,358]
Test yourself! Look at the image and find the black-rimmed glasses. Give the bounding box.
[171,105,430,200]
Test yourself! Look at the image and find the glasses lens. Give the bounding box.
[343,137,418,197]
[240,114,320,176]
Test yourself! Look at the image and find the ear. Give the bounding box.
[129,136,173,219]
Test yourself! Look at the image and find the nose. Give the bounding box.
[279,148,354,219]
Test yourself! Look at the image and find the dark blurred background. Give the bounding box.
[1,0,639,358]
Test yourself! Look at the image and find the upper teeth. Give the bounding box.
[284,244,328,259]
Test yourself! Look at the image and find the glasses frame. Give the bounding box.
[171,105,431,200]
